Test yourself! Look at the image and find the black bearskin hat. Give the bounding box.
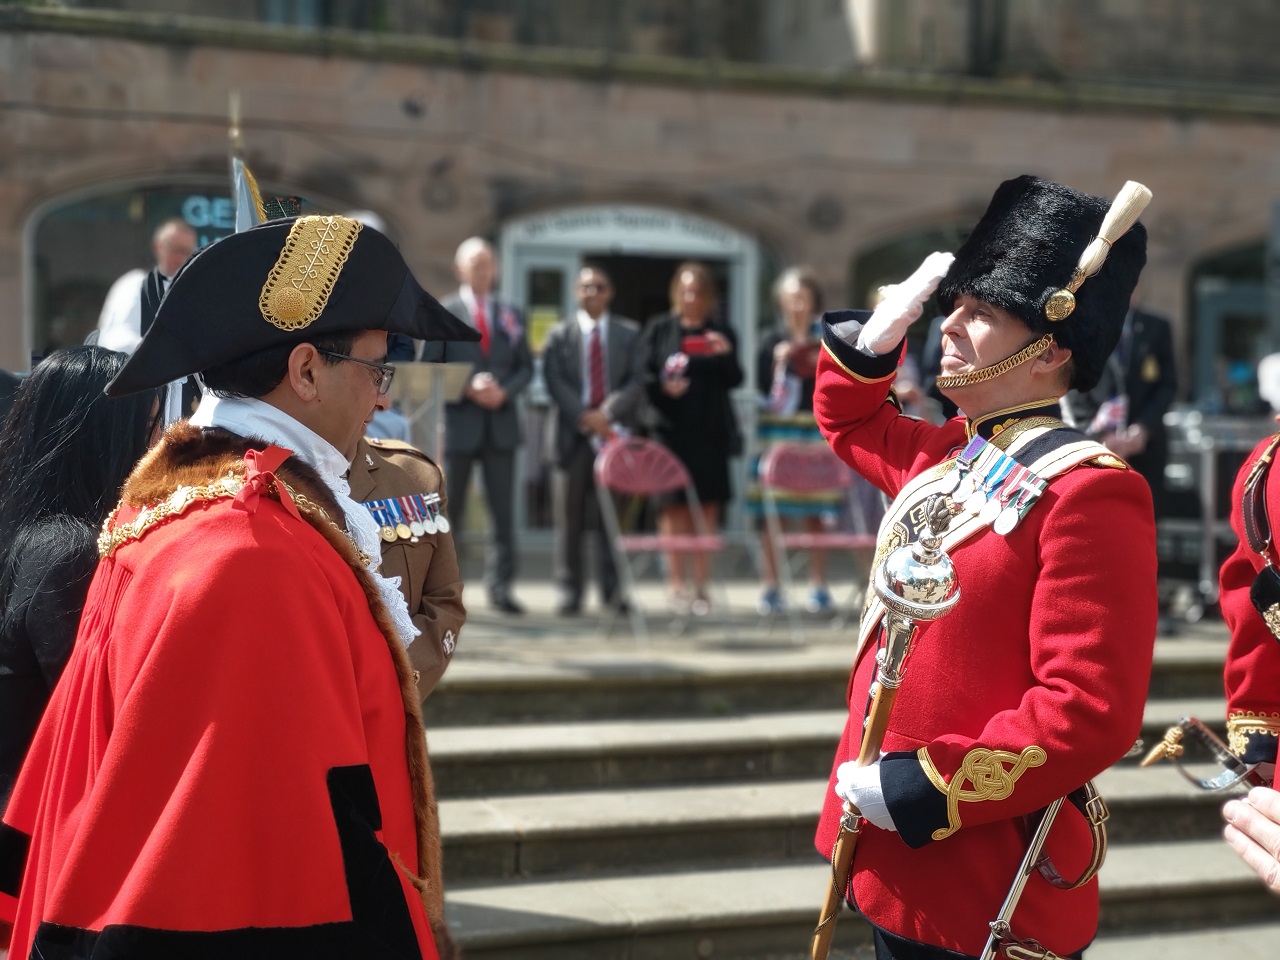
[936,175,1147,392]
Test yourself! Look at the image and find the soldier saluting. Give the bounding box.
[812,176,1156,959]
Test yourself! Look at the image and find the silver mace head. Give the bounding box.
[875,493,962,623]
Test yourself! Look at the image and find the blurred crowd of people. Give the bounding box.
[1,216,1187,633]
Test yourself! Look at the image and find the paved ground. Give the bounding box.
[451,571,1231,652]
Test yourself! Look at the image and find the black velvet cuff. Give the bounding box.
[820,310,901,383]
[880,750,949,849]
[1239,731,1279,767]
[0,820,30,897]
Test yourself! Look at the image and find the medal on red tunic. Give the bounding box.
[980,462,1024,526]
[946,435,986,502]
[994,470,1046,536]
[975,454,1015,522]
[963,444,1003,514]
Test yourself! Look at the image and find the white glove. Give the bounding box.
[833,759,898,832]
[855,251,955,357]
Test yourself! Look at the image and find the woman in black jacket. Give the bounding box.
[640,261,744,614]
[0,347,162,812]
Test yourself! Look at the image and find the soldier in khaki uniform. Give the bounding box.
[349,435,466,700]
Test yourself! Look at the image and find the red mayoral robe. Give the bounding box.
[0,425,449,960]
[811,313,1157,957]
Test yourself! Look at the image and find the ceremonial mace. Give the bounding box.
[811,494,961,960]
[976,178,1152,960]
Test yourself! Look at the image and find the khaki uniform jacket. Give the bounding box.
[349,436,466,701]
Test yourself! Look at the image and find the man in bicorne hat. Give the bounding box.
[813,176,1158,958]
[0,215,478,960]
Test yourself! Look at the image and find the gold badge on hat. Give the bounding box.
[1042,181,1151,322]
[259,215,362,331]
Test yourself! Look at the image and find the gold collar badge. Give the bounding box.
[259,215,362,331]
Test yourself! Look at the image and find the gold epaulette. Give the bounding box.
[1088,453,1129,470]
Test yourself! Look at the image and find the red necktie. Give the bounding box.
[475,298,490,356]
[588,325,606,408]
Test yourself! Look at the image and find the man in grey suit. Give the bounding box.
[420,237,533,614]
[541,265,646,615]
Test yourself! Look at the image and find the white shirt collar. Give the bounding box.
[190,393,351,490]
[576,308,609,335]
[461,285,490,315]
[189,391,420,648]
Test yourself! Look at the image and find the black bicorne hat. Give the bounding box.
[107,215,479,396]
[936,175,1147,392]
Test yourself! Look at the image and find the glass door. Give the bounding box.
[504,251,579,539]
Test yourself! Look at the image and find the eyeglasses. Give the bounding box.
[316,349,396,396]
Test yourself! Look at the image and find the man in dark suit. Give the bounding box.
[1063,303,1177,631]
[1064,304,1177,512]
[541,265,646,615]
[420,237,533,614]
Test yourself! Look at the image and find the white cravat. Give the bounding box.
[190,393,419,647]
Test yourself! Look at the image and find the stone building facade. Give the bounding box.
[3,3,1280,542]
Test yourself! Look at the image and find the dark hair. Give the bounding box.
[773,266,825,315]
[201,333,356,399]
[667,261,720,314]
[0,346,163,546]
[579,262,613,288]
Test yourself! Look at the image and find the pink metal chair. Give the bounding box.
[594,436,728,643]
[757,441,879,643]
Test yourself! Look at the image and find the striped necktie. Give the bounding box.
[475,297,490,356]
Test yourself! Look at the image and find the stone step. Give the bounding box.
[428,710,844,798]
[1089,921,1280,960]
[424,645,855,728]
[425,637,1227,727]
[444,840,1272,960]
[439,767,1229,885]
[429,699,1229,797]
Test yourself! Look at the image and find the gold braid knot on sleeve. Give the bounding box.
[919,745,1047,841]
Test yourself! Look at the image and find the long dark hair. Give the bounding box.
[0,347,162,547]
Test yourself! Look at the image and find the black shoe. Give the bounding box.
[603,594,631,615]
[556,599,582,617]
[491,594,525,615]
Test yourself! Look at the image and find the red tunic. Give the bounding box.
[812,317,1158,957]
[1220,432,1280,764]
[0,434,440,960]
